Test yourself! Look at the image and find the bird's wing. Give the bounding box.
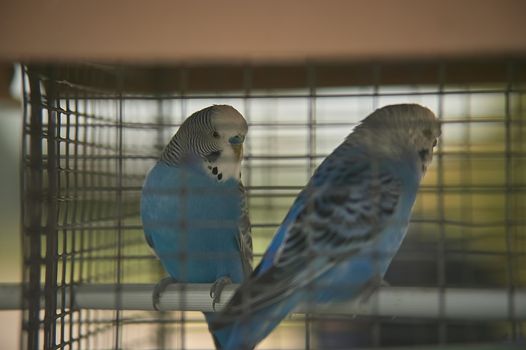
[213,153,401,326]
[237,181,254,277]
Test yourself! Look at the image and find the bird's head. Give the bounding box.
[352,104,441,175]
[209,105,248,163]
[163,104,248,181]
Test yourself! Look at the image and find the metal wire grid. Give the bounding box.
[21,65,142,350]
[21,61,526,350]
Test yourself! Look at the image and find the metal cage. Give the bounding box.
[20,61,526,350]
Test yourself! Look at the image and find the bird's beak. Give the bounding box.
[229,135,245,161]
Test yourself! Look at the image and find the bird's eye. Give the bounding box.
[212,131,220,138]
[432,139,437,147]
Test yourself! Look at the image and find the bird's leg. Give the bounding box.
[210,276,232,311]
[152,276,178,311]
[358,275,389,303]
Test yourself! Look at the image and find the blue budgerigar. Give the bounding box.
[210,104,441,349]
[141,105,253,347]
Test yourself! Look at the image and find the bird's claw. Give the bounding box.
[210,276,232,311]
[153,276,177,311]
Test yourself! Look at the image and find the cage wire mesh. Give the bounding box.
[20,61,526,350]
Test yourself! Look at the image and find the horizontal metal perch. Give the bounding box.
[1,283,525,321]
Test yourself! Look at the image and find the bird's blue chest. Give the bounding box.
[141,162,243,282]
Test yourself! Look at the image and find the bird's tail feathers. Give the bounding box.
[211,295,299,350]
[204,312,230,350]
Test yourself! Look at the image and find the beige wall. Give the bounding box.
[1,0,525,63]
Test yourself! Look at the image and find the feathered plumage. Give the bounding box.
[210,104,441,350]
[141,105,252,348]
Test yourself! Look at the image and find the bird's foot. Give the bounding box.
[153,276,178,311]
[359,276,389,303]
[210,276,232,311]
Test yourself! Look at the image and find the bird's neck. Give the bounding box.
[204,158,242,183]
[160,137,185,165]
[348,127,412,158]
